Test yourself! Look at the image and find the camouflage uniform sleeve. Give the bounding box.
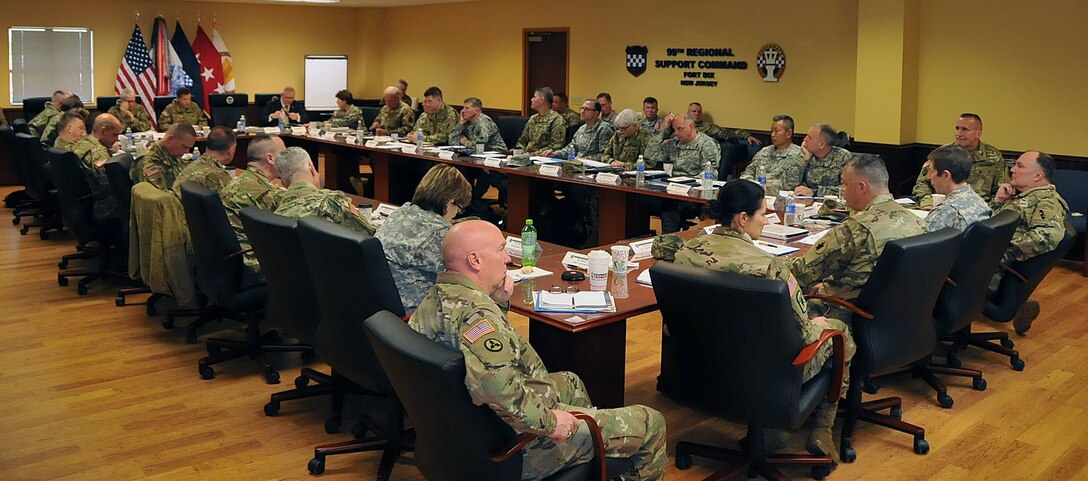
[651,234,685,261]
[547,115,566,151]
[448,121,468,146]
[703,137,722,176]
[133,105,153,132]
[515,119,531,150]
[332,193,377,236]
[460,313,558,436]
[768,257,823,344]
[912,164,935,207]
[158,106,173,132]
[645,132,668,164]
[393,108,416,136]
[739,149,767,182]
[587,124,614,161]
[1007,196,1068,262]
[424,109,458,145]
[786,223,859,292]
[552,140,576,159]
[600,133,618,164]
[481,119,507,152]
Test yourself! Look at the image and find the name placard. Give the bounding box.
[702,223,722,235]
[484,158,503,168]
[595,172,622,185]
[438,151,455,160]
[628,238,655,261]
[374,203,399,219]
[539,164,562,177]
[401,146,417,155]
[561,252,590,270]
[364,140,378,148]
[666,182,693,195]
[505,236,522,258]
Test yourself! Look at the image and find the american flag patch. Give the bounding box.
[464,319,496,344]
[786,272,799,296]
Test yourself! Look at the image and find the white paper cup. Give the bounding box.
[663,163,674,175]
[931,194,946,207]
[610,245,630,274]
[475,142,485,154]
[587,250,611,291]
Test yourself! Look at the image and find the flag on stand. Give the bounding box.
[210,23,236,93]
[114,25,159,131]
[192,26,224,112]
[150,16,170,96]
[170,22,205,111]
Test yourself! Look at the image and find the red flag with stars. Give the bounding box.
[191,26,224,111]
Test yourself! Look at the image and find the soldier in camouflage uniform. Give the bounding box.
[52,112,86,151]
[796,123,851,198]
[912,114,1007,207]
[132,122,197,192]
[172,127,235,197]
[922,145,992,232]
[635,97,666,134]
[67,113,123,221]
[990,151,1071,335]
[409,86,458,145]
[410,220,667,480]
[596,93,617,126]
[787,154,926,321]
[40,96,89,148]
[516,87,567,155]
[552,93,582,128]
[449,97,508,152]
[158,88,208,132]
[376,164,472,311]
[273,146,376,235]
[219,135,286,286]
[603,109,658,170]
[684,102,758,146]
[370,86,416,136]
[740,115,805,190]
[649,114,722,233]
[108,88,153,132]
[327,89,363,128]
[545,100,613,160]
[28,90,68,137]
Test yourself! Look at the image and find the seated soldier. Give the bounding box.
[109,88,153,132]
[132,122,197,192]
[158,88,209,132]
[219,134,287,286]
[40,95,88,148]
[327,89,362,128]
[410,220,667,480]
[552,92,581,128]
[28,90,69,137]
[795,123,851,198]
[603,109,658,170]
[408,86,458,145]
[52,112,86,152]
[923,145,992,232]
[273,147,376,235]
[740,115,805,190]
[515,87,566,155]
[912,113,1006,208]
[647,114,721,233]
[172,127,236,197]
[370,85,416,136]
[543,100,613,160]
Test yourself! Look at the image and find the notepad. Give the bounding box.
[753,240,800,256]
[507,267,553,282]
[535,291,615,313]
[635,269,653,286]
[908,209,930,219]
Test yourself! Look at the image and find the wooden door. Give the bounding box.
[523,29,569,115]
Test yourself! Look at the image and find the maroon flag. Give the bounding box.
[150,16,170,96]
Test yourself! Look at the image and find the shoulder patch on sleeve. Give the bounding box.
[463,319,496,344]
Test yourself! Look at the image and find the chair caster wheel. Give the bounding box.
[264,401,280,416]
[914,438,930,454]
[841,445,857,463]
[115,296,125,306]
[207,344,221,356]
[890,406,902,419]
[324,416,342,434]
[11,217,18,225]
[301,350,315,364]
[77,284,88,295]
[186,329,198,344]
[674,452,692,469]
[308,457,325,475]
[58,260,67,269]
[811,466,831,480]
[862,380,879,394]
[147,302,158,317]
[265,370,281,384]
[973,377,987,391]
[294,375,310,389]
[162,317,174,329]
[351,422,368,440]
[58,276,68,286]
[199,364,214,380]
[20,225,29,235]
[40,230,49,240]
[1000,338,1015,349]
[1011,357,1025,371]
[938,393,954,409]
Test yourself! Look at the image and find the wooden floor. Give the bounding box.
[2,185,1087,481]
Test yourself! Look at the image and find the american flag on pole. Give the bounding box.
[115,25,158,131]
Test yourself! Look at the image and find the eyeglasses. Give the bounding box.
[579,107,600,112]
[549,285,580,294]
[449,201,465,216]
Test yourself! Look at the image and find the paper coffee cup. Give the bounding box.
[610,245,630,274]
[587,250,611,291]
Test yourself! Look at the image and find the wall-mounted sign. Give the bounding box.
[626,45,648,77]
[757,44,786,82]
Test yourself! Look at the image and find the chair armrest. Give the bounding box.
[804,294,874,320]
[945,277,958,287]
[489,413,608,481]
[490,433,536,463]
[999,263,1028,283]
[222,247,253,261]
[792,329,847,404]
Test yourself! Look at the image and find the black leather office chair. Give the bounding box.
[95,96,124,113]
[497,116,529,151]
[361,106,380,129]
[719,139,749,181]
[13,132,64,238]
[103,157,154,310]
[180,181,305,384]
[153,96,175,119]
[22,97,50,121]
[208,93,249,128]
[564,123,579,145]
[297,217,409,477]
[254,93,278,112]
[650,263,844,480]
[983,231,1076,336]
[1,126,33,223]
[239,207,330,416]
[12,118,30,135]
[1052,169,1088,274]
[46,148,124,295]
[364,310,630,481]
[807,228,962,462]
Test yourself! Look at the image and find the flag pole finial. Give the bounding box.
[197,11,201,23]
[134,10,140,19]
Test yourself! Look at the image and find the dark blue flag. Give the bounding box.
[170,21,205,109]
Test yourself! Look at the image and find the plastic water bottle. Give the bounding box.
[237,115,246,132]
[192,146,200,159]
[756,164,767,188]
[635,155,646,187]
[701,161,714,199]
[277,116,285,133]
[567,151,576,162]
[521,219,537,268]
[784,203,798,226]
[122,127,133,151]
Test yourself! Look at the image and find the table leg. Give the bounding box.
[506,175,552,235]
[529,318,628,408]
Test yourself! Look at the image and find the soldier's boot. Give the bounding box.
[806,401,838,459]
[1013,299,1040,336]
[739,428,791,454]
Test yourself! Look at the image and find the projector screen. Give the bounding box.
[304,55,348,111]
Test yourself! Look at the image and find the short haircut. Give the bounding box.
[688,102,702,108]
[206,127,237,152]
[383,85,401,97]
[247,134,280,161]
[536,87,554,105]
[60,95,84,112]
[815,123,837,145]
[335,89,354,103]
[120,87,136,99]
[423,86,443,98]
[57,112,84,132]
[585,100,601,112]
[709,179,765,224]
[596,92,612,102]
[845,153,889,189]
[674,114,696,128]
[772,114,795,132]
[463,97,483,109]
[1034,151,1056,181]
[412,164,472,216]
[166,121,197,139]
[928,145,972,183]
[555,92,568,103]
[397,79,408,89]
[282,86,296,93]
[274,146,313,183]
[51,90,68,102]
[176,87,192,97]
[643,96,658,105]
[960,112,983,129]
[614,109,637,128]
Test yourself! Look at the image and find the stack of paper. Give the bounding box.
[535,291,616,313]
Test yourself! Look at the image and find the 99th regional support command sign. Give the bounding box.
[624,44,787,84]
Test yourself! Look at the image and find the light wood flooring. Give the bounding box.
[1,185,1087,481]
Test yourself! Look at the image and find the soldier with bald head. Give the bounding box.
[371,85,416,136]
[66,113,123,221]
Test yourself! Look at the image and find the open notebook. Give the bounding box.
[534,291,616,313]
